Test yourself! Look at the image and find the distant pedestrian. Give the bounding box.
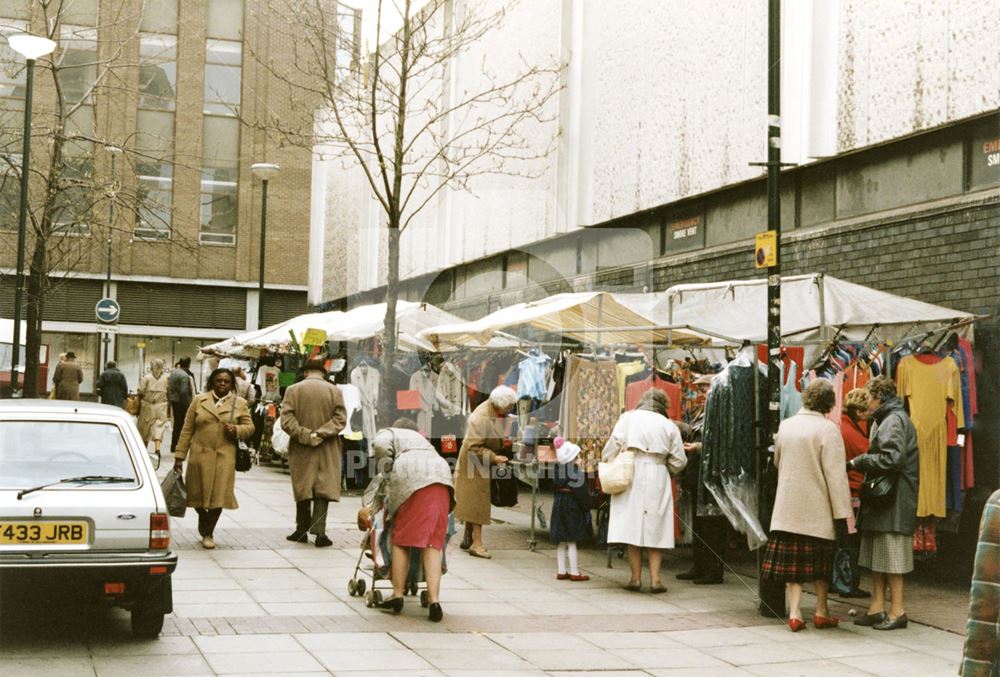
[168,357,197,453]
[550,437,592,582]
[837,387,872,598]
[961,488,1000,676]
[280,358,347,547]
[137,359,170,456]
[96,360,128,408]
[602,389,687,593]
[761,379,852,632]
[52,351,84,400]
[173,368,254,549]
[233,366,256,407]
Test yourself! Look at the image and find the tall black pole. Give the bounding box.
[758,0,786,618]
[102,151,117,370]
[9,57,35,397]
[257,178,269,329]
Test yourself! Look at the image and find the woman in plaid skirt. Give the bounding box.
[762,379,853,632]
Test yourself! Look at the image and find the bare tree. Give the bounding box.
[1,0,197,396]
[248,0,561,414]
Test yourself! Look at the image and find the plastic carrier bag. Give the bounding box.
[160,469,187,518]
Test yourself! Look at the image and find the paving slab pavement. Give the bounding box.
[0,462,967,675]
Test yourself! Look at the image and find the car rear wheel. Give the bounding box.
[131,603,165,638]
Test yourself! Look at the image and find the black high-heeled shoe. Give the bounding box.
[428,602,443,622]
[378,596,404,614]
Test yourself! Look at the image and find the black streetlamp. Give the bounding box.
[250,162,279,330]
[101,144,122,369]
[7,33,56,397]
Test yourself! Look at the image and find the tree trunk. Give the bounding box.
[23,238,47,398]
[379,222,401,423]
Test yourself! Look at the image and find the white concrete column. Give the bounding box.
[246,289,260,330]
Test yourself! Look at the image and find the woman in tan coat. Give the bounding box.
[137,358,171,454]
[453,385,515,559]
[173,368,254,549]
[761,379,853,632]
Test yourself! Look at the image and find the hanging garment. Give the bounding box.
[517,352,552,401]
[350,364,380,441]
[824,371,846,425]
[615,361,647,412]
[896,355,964,518]
[564,357,619,471]
[962,433,976,491]
[780,361,803,420]
[957,338,978,426]
[409,366,439,437]
[435,361,468,417]
[623,374,682,420]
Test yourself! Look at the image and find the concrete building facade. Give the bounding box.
[0,0,359,392]
[313,0,1000,485]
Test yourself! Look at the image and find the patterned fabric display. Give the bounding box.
[569,358,618,471]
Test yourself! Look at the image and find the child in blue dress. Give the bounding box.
[550,437,593,581]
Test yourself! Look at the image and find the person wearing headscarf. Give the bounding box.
[602,389,687,593]
[137,358,171,455]
[173,368,254,549]
[366,418,454,622]
[453,385,516,559]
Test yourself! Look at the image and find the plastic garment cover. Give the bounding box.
[698,348,769,549]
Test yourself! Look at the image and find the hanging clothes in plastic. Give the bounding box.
[517,350,551,402]
[350,362,380,442]
[698,348,768,549]
[409,365,439,437]
[779,361,802,421]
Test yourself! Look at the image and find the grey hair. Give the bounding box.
[489,385,518,411]
[150,358,165,370]
[636,388,669,416]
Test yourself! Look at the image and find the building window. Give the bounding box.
[135,33,177,240]
[59,0,99,26]
[207,0,244,41]
[141,0,178,34]
[200,116,240,245]
[204,39,241,116]
[57,26,98,106]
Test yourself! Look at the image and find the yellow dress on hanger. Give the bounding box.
[896,355,964,518]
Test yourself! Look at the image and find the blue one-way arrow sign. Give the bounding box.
[95,298,121,324]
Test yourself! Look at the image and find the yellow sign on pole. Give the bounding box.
[755,230,777,269]
[301,328,328,347]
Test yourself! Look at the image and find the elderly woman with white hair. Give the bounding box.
[602,389,687,592]
[453,385,516,558]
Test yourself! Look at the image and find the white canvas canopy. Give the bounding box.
[663,273,977,349]
[418,291,707,349]
[200,301,510,357]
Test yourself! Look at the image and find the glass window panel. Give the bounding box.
[141,0,178,33]
[64,104,94,157]
[52,155,92,235]
[139,34,176,110]
[0,167,17,231]
[200,166,237,240]
[206,0,244,40]
[60,0,100,26]
[204,40,241,115]
[136,109,173,158]
[0,100,25,154]
[206,39,242,66]
[57,27,98,105]
[0,421,137,488]
[202,115,239,167]
[135,160,172,239]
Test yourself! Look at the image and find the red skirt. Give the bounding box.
[391,484,450,551]
[761,531,836,583]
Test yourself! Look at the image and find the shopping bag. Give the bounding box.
[830,546,855,594]
[490,462,519,507]
[598,450,634,495]
[124,394,140,415]
[271,416,290,454]
[160,469,187,518]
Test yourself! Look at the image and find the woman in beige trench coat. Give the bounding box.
[453,385,516,559]
[137,359,171,454]
[173,368,254,549]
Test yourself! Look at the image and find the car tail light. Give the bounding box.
[148,566,168,576]
[149,513,170,550]
[104,582,125,595]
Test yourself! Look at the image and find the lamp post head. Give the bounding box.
[104,144,123,155]
[251,162,280,181]
[8,34,57,61]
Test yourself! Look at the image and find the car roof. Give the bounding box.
[0,399,134,423]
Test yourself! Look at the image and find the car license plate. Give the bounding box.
[0,521,88,545]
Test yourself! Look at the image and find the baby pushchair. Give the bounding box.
[347,505,455,609]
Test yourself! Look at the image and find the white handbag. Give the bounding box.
[598,449,635,495]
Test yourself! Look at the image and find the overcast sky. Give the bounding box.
[345,0,431,51]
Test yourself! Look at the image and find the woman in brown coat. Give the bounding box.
[453,385,515,559]
[52,351,83,400]
[173,368,254,549]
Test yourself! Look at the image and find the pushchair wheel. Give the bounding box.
[348,579,365,596]
[420,590,429,608]
[356,578,366,595]
[364,590,380,608]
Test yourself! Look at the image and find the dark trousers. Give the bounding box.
[170,402,190,453]
[196,508,223,538]
[692,514,728,579]
[296,499,329,536]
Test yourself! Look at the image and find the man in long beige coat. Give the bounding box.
[280,359,347,547]
[453,385,515,559]
[53,351,84,400]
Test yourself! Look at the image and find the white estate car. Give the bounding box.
[0,400,177,638]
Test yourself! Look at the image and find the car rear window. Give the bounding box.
[0,421,138,489]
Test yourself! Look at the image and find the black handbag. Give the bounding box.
[860,474,896,506]
[490,462,518,507]
[231,398,253,472]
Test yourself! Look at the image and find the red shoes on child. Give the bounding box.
[556,573,590,581]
